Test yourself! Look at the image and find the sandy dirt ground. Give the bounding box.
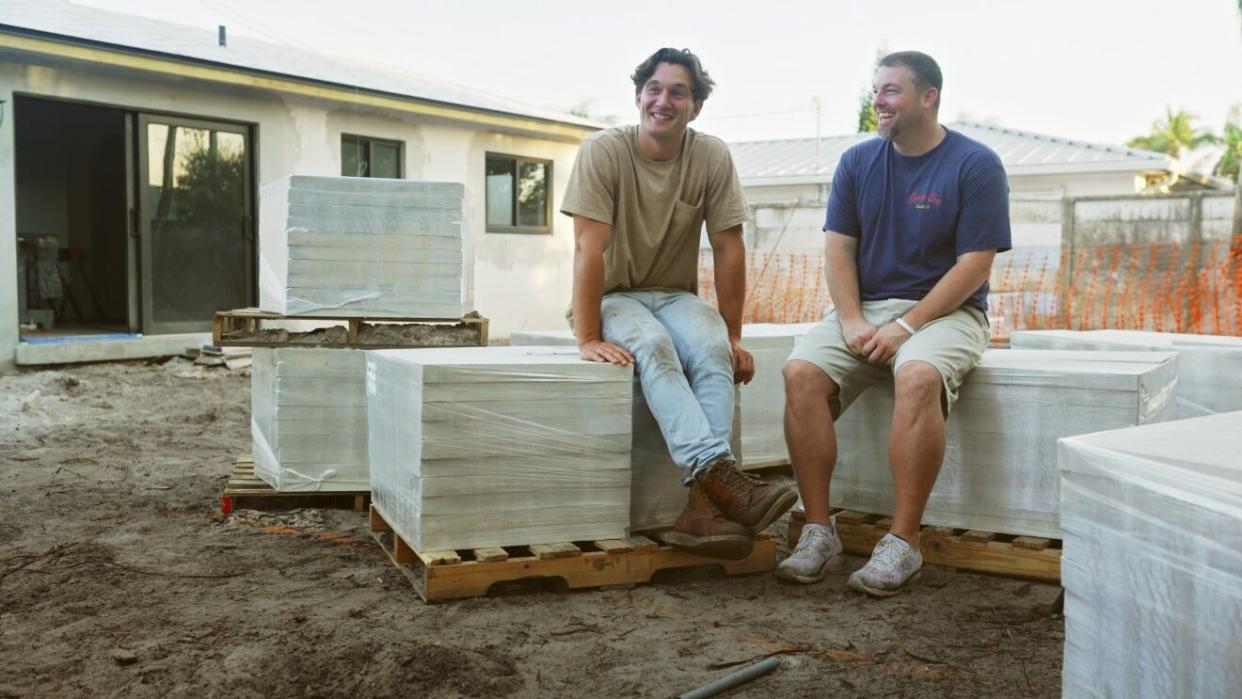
[1,359,1065,698]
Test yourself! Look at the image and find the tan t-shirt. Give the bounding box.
[560,126,749,296]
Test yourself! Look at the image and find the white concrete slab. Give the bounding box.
[14,332,211,366]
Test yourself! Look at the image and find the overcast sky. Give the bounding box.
[79,0,1242,148]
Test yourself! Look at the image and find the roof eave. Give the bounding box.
[1004,159,1175,176]
[0,26,601,141]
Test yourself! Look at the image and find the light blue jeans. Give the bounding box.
[600,290,735,482]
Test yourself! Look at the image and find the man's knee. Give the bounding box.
[894,361,943,409]
[783,360,837,405]
[628,333,680,372]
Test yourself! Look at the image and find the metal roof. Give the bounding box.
[730,121,1177,186]
[0,0,600,132]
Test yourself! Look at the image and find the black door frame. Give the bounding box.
[134,112,255,334]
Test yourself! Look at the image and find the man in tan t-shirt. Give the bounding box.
[562,48,797,560]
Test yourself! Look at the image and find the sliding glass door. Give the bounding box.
[136,115,253,334]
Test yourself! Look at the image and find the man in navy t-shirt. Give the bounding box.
[778,51,1012,596]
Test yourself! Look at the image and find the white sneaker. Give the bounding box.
[847,533,923,597]
[775,522,843,584]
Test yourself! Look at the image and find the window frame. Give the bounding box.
[341,133,404,179]
[485,151,553,235]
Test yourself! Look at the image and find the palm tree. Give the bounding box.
[1127,107,1217,159]
[1216,115,1241,183]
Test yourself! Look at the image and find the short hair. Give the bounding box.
[879,51,943,109]
[631,48,715,103]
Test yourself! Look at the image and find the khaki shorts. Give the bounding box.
[786,299,990,417]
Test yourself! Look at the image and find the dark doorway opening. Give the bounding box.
[14,96,130,336]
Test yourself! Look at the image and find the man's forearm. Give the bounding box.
[825,235,863,322]
[900,252,995,329]
[572,249,606,345]
[712,240,746,341]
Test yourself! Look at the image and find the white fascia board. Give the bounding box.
[1005,160,1174,176]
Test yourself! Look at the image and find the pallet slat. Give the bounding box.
[370,505,776,603]
[793,510,1061,582]
[472,547,510,563]
[529,543,582,559]
[220,455,369,513]
[212,308,489,349]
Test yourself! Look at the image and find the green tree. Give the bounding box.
[1126,107,1217,159]
[855,44,886,133]
[1215,109,1242,183]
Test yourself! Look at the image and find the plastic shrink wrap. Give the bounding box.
[258,176,469,317]
[741,323,815,467]
[251,348,369,491]
[510,329,747,530]
[833,349,1178,538]
[511,324,813,469]
[1058,411,1242,698]
[366,347,632,551]
[1010,329,1242,417]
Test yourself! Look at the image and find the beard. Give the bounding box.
[876,117,898,140]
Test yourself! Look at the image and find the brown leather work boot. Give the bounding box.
[662,481,754,560]
[698,460,799,534]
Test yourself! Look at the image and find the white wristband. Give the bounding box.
[894,317,917,335]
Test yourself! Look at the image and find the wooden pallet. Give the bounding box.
[790,510,1061,582]
[211,307,488,349]
[369,504,776,602]
[220,455,369,514]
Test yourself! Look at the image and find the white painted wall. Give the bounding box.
[0,57,588,369]
[0,80,16,371]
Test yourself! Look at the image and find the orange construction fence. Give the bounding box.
[698,235,1242,340]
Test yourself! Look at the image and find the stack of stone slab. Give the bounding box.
[251,348,369,491]
[510,323,812,469]
[626,385,741,530]
[366,347,633,551]
[258,176,467,317]
[741,323,815,467]
[1010,329,1242,418]
[1059,411,1242,697]
[832,349,1178,538]
[510,328,749,530]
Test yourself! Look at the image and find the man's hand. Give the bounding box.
[730,339,755,385]
[840,317,879,357]
[860,322,911,365]
[579,339,634,366]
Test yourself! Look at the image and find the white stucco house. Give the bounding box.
[0,1,600,370]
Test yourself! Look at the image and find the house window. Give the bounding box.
[486,153,551,233]
[341,134,402,178]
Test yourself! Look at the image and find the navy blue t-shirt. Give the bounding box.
[824,128,1011,314]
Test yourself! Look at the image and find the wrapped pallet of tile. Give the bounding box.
[831,349,1178,538]
[251,348,368,491]
[511,324,812,469]
[258,175,470,317]
[510,329,746,530]
[741,323,816,467]
[1010,329,1242,417]
[366,347,632,550]
[1059,411,1242,698]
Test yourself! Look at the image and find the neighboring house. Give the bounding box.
[0,0,600,370]
[728,121,1224,255]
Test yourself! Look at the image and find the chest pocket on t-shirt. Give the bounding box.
[671,198,704,239]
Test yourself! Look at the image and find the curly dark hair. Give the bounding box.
[631,48,715,102]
